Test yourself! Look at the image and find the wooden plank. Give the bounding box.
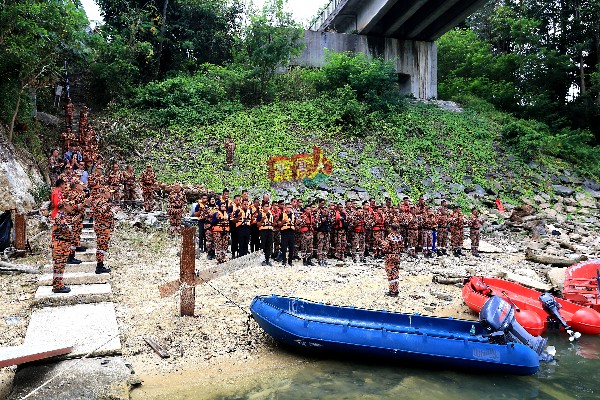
[143,337,170,358]
[0,344,72,368]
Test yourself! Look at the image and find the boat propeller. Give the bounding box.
[539,292,582,341]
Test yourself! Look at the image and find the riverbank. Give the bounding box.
[1,199,599,398]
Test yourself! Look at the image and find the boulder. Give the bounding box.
[553,185,575,197]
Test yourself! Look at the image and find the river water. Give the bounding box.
[134,332,600,400]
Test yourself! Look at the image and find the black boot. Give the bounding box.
[306,258,315,266]
[95,261,111,274]
[67,253,82,264]
[303,258,308,266]
[207,250,215,260]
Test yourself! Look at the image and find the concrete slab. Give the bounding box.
[38,272,109,286]
[0,344,72,368]
[33,284,112,306]
[82,228,95,235]
[61,261,97,273]
[75,250,97,262]
[25,302,121,358]
[9,357,131,400]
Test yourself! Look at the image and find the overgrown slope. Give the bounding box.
[98,94,597,208]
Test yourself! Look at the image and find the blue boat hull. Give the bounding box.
[250,295,540,375]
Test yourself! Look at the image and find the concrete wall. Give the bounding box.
[293,30,437,99]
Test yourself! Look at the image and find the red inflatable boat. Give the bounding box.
[462,276,600,336]
[563,259,600,311]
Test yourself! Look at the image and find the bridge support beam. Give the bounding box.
[294,30,437,99]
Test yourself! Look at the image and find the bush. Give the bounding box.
[500,119,548,161]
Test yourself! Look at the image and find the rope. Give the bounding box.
[194,274,252,317]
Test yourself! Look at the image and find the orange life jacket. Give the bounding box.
[300,213,313,233]
[373,212,385,231]
[236,208,252,227]
[212,211,229,232]
[281,212,296,231]
[259,211,274,230]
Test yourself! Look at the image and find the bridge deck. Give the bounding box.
[311,0,488,41]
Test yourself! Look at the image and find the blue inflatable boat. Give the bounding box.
[250,295,549,375]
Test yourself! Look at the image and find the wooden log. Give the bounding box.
[432,276,466,285]
[525,248,587,268]
[143,337,170,358]
[0,261,38,274]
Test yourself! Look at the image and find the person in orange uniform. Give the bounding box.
[233,198,252,257]
[372,205,386,258]
[211,202,230,263]
[167,183,186,236]
[93,187,117,274]
[299,204,315,266]
[278,203,297,266]
[51,200,75,293]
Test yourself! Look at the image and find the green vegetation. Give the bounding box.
[99,51,598,207]
[1,0,599,207]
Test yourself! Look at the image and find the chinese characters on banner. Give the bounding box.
[268,146,333,184]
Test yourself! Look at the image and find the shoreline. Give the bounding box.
[1,204,599,398]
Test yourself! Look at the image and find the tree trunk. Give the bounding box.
[8,86,24,142]
[155,0,169,76]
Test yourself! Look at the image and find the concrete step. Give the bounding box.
[38,272,108,286]
[75,250,96,262]
[24,302,121,358]
[80,233,96,240]
[33,283,112,306]
[82,228,95,235]
[59,261,97,273]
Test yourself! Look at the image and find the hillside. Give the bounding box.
[94,94,599,215]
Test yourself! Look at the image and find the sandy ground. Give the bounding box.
[1,213,597,399]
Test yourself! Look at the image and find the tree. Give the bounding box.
[0,0,89,141]
[439,0,600,140]
[95,0,243,79]
[236,0,304,103]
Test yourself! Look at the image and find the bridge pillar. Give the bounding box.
[294,30,437,99]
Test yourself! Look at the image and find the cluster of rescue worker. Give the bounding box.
[48,99,161,294]
[167,189,485,295]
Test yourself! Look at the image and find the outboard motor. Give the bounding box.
[479,296,553,361]
[539,292,581,341]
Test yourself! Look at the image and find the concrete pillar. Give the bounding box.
[293,30,437,99]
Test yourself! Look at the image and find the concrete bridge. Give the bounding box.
[293,0,489,99]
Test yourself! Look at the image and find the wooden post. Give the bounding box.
[14,213,26,251]
[179,226,196,316]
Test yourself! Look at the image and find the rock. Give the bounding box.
[370,166,384,179]
[472,184,486,197]
[584,188,600,199]
[449,183,465,193]
[569,233,582,242]
[565,206,577,214]
[583,179,600,192]
[421,177,434,188]
[509,205,535,223]
[553,185,575,197]
[497,271,552,292]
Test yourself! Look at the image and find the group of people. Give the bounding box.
[168,190,484,281]
[49,99,161,293]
